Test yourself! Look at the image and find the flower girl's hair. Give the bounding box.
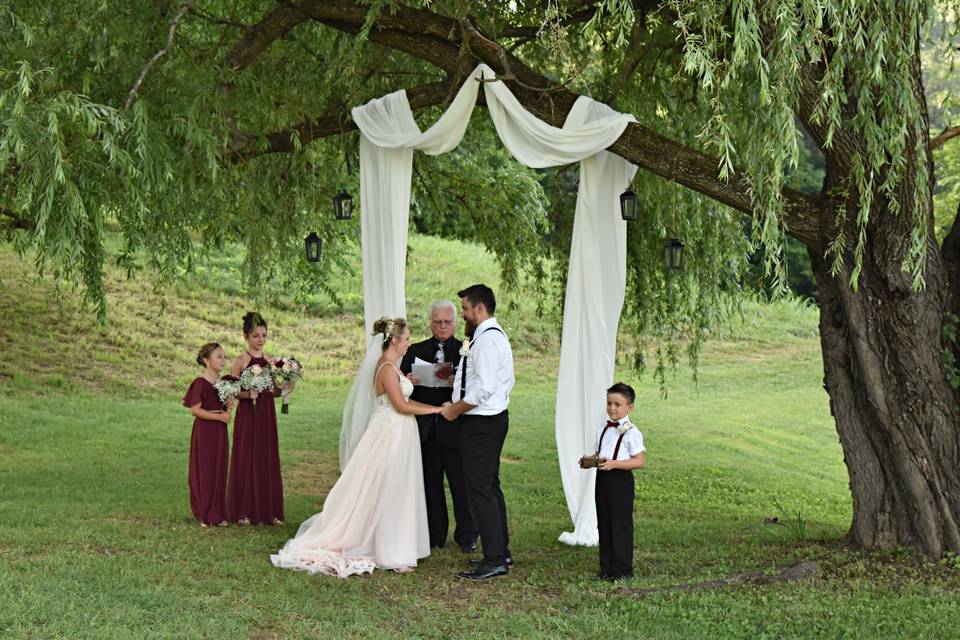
[373,317,407,350]
[196,342,222,367]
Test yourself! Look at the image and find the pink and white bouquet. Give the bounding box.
[272,356,303,414]
[239,363,274,408]
[214,375,242,408]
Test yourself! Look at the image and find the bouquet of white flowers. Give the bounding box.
[214,375,242,408]
[239,363,274,408]
[272,356,303,414]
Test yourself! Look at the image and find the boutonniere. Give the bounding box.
[617,420,634,435]
[459,338,470,357]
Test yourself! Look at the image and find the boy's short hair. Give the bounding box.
[607,382,636,404]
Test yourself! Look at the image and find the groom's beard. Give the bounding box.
[464,321,476,338]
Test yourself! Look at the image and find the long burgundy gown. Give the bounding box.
[227,354,284,524]
[182,378,229,525]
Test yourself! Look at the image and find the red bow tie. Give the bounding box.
[606,420,619,427]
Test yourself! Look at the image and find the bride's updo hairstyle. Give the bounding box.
[242,311,268,336]
[372,317,407,351]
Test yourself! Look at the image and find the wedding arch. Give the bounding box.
[341,63,637,546]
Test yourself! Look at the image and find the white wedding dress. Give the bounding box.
[271,364,430,577]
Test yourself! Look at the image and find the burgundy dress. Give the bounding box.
[182,377,229,525]
[227,354,284,524]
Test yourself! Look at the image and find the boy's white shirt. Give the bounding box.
[595,415,646,461]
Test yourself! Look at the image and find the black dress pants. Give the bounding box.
[440,443,477,548]
[421,421,476,548]
[421,425,448,547]
[460,411,510,565]
[595,469,634,578]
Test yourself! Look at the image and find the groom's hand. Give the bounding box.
[440,403,458,421]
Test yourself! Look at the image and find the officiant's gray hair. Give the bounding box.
[428,300,457,319]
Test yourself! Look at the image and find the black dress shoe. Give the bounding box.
[456,564,509,580]
[468,555,513,567]
[458,542,478,553]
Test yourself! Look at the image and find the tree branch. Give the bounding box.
[124,3,191,110]
[187,6,250,30]
[0,207,33,230]
[931,126,960,151]
[227,80,453,161]
[605,13,647,106]
[224,0,831,245]
[498,8,596,38]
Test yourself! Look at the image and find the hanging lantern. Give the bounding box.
[333,189,353,220]
[304,232,322,263]
[664,238,684,271]
[619,188,638,221]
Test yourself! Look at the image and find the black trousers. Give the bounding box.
[421,421,476,548]
[595,469,634,578]
[460,411,510,565]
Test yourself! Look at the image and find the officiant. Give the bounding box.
[400,300,477,552]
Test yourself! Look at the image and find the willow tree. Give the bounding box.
[3,1,960,556]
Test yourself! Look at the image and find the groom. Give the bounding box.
[441,284,515,580]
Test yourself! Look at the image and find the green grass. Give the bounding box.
[1,235,959,638]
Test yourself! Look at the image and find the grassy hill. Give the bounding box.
[1,235,958,639]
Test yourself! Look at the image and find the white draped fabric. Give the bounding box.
[342,63,636,545]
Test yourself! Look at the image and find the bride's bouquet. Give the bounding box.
[239,363,274,408]
[272,356,303,414]
[214,375,242,408]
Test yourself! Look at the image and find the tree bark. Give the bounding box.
[810,232,960,556]
[802,33,960,556]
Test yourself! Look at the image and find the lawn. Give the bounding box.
[1,235,958,639]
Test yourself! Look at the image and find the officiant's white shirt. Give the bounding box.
[452,317,514,415]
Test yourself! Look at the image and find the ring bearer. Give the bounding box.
[580,382,646,582]
[401,300,477,552]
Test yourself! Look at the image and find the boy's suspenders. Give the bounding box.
[459,326,505,396]
[597,425,628,460]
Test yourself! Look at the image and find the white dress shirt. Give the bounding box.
[451,317,514,415]
[595,416,645,461]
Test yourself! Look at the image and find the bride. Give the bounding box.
[271,317,441,577]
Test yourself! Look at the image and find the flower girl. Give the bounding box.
[182,343,233,527]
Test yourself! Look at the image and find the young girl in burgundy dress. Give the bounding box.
[182,343,232,527]
[227,312,287,526]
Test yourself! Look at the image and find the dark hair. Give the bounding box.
[196,342,222,367]
[242,311,267,337]
[372,317,408,351]
[457,284,496,314]
[607,382,636,404]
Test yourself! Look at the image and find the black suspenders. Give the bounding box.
[597,426,628,460]
[459,326,505,395]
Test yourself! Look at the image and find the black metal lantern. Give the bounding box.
[333,189,353,220]
[664,238,684,271]
[619,188,638,221]
[304,232,322,263]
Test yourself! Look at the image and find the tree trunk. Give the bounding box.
[809,228,960,557]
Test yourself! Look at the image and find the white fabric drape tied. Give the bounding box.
[343,64,636,545]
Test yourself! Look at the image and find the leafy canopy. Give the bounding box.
[1,1,956,381]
